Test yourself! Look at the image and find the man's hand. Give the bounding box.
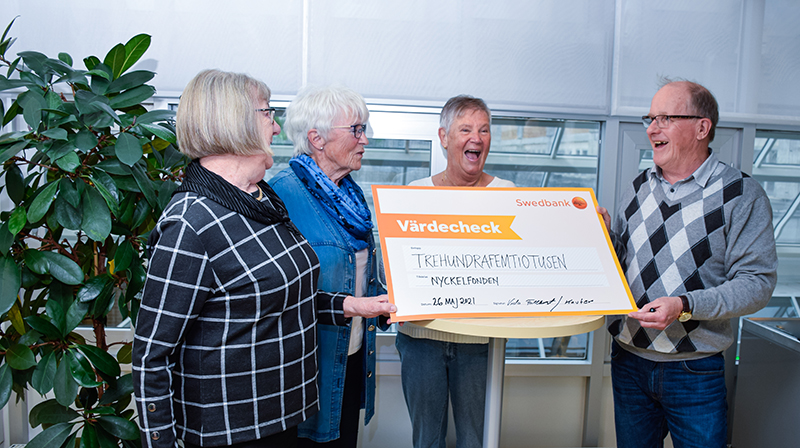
[597,206,611,232]
[344,294,397,319]
[627,296,684,330]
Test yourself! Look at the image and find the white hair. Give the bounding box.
[284,85,369,157]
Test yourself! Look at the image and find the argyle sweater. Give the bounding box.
[608,162,777,362]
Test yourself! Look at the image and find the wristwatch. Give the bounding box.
[677,295,692,322]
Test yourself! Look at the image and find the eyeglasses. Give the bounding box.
[642,114,704,129]
[256,108,278,122]
[332,123,368,139]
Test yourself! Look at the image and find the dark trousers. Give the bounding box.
[298,349,364,448]
[183,426,298,448]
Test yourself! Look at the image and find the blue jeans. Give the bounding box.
[610,341,727,448]
[395,332,487,448]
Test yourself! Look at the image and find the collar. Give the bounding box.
[650,149,720,188]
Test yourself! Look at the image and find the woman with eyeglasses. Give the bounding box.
[132,71,395,448]
[269,85,387,448]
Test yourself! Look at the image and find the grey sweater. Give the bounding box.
[608,161,777,361]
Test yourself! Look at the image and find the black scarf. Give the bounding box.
[176,160,299,234]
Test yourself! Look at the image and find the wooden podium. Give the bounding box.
[417,316,605,448]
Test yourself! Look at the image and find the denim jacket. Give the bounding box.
[269,168,387,442]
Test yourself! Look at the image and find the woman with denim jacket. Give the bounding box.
[269,85,389,448]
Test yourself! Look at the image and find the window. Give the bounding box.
[751,130,800,319]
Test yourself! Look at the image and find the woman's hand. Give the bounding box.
[344,294,397,319]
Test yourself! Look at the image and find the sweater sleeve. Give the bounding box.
[687,184,778,320]
[315,291,348,326]
[132,216,212,448]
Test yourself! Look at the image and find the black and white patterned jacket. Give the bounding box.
[133,161,347,447]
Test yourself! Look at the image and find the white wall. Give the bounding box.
[2,0,798,121]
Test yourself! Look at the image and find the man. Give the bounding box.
[599,80,777,448]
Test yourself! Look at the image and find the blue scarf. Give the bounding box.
[289,154,373,251]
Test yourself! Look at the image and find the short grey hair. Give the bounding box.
[176,69,272,159]
[439,95,491,134]
[659,77,719,142]
[284,85,369,157]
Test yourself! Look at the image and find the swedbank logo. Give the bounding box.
[515,197,588,210]
[378,214,520,240]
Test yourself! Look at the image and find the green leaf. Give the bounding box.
[75,129,99,151]
[41,251,84,285]
[81,188,112,242]
[99,374,132,407]
[115,344,132,365]
[80,423,100,448]
[136,109,174,125]
[29,398,79,427]
[54,355,79,406]
[65,299,90,334]
[45,140,76,162]
[95,424,119,448]
[113,240,134,273]
[8,301,25,334]
[0,255,20,315]
[0,222,12,256]
[24,422,74,448]
[95,159,132,176]
[31,351,57,395]
[67,349,102,387]
[18,90,47,130]
[3,99,21,126]
[77,275,114,303]
[90,170,120,215]
[24,315,61,340]
[115,132,142,167]
[103,44,126,80]
[58,178,82,208]
[55,151,81,172]
[0,139,29,165]
[83,55,100,71]
[40,127,68,141]
[109,85,155,110]
[6,343,37,370]
[58,52,73,66]
[97,415,139,440]
[138,123,176,144]
[54,196,82,230]
[0,364,13,409]
[4,162,24,205]
[77,345,120,378]
[131,163,158,209]
[121,34,151,74]
[46,297,67,337]
[8,206,25,235]
[27,181,59,223]
[24,249,49,274]
[106,70,155,94]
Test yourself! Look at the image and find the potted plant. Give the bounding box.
[0,18,188,448]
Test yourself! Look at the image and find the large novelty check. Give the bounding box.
[371,186,637,322]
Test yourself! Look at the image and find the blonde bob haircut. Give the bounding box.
[177,69,272,159]
[284,84,369,157]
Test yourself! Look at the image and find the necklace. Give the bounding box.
[255,185,264,201]
[441,171,482,187]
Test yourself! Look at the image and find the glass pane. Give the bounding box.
[749,130,800,353]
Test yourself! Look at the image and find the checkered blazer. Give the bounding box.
[133,163,347,447]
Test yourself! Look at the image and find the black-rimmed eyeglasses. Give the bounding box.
[256,108,278,122]
[642,114,704,129]
[332,123,367,139]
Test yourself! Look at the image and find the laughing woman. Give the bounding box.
[270,85,388,448]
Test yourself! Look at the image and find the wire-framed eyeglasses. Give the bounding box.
[642,114,704,129]
[332,123,367,139]
[256,108,278,122]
